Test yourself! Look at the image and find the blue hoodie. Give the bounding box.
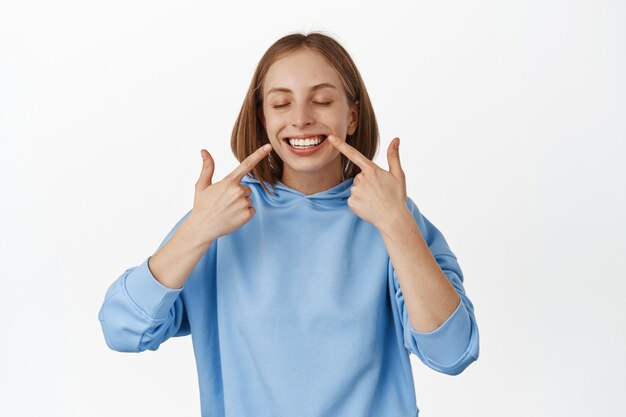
[98,173,479,417]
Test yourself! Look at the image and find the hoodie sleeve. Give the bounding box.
[98,210,195,353]
[389,196,479,375]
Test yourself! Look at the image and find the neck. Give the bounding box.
[280,160,344,195]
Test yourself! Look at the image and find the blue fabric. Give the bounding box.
[98,173,479,417]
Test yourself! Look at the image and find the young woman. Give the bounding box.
[99,32,480,417]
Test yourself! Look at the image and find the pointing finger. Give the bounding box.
[228,143,272,181]
[327,134,374,172]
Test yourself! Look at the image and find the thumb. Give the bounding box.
[387,138,404,178]
[196,149,215,190]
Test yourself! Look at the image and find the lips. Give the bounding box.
[284,136,326,149]
[283,134,327,141]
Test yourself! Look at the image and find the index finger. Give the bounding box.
[328,135,374,171]
[228,143,272,181]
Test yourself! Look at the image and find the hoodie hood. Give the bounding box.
[241,173,354,209]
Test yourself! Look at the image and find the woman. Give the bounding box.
[98,32,480,417]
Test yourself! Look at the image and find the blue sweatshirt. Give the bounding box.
[98,173,479,417]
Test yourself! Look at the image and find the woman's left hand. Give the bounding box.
[327,135,409,231]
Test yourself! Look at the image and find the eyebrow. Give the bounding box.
[266,82,337,96]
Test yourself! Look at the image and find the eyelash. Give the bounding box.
[271,101,333,109]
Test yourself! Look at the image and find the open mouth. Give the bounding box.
[283,135,328,149]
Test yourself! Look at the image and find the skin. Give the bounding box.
[258,47,358,195]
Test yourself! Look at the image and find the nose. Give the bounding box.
[290,102,314,128]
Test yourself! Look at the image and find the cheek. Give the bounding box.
[322,105,351,127]
[263,110,287,128]
[263,117,281,136]
[321,115,348,133]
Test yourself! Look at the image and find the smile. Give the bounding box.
[284,135,327,148]
[282,134,329,156]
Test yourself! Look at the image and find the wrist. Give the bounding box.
[178,214,216,248]
[377,206,417,240]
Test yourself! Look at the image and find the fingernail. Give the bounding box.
[264,144,271,151]
[328,136,336,143]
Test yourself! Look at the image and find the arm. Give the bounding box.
[147,212,215,289]
[98,210,214,352]
[384,197,480,375]
[98,144,271,352]
[324,135,479,374]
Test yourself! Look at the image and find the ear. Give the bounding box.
[347,100,359,135]
[257,105,266,128]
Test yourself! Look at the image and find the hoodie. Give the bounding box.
[98,173,480,417]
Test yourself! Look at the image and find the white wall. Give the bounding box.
[1,0,624,416]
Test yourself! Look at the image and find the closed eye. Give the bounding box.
[271,101,333,109]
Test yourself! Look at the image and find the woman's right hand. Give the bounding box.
[184,144,273,245]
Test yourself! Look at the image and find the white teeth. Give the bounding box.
[288,136,325,148]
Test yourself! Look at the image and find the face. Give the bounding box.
[258,48,358,183]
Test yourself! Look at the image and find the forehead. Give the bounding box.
[263,48,343,96]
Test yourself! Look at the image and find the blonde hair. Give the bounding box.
[231,32,379,195]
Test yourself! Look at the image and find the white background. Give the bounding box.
[1,0,624,416]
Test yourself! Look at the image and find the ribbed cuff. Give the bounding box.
[123,256,184,320]
[409,297,472,366]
